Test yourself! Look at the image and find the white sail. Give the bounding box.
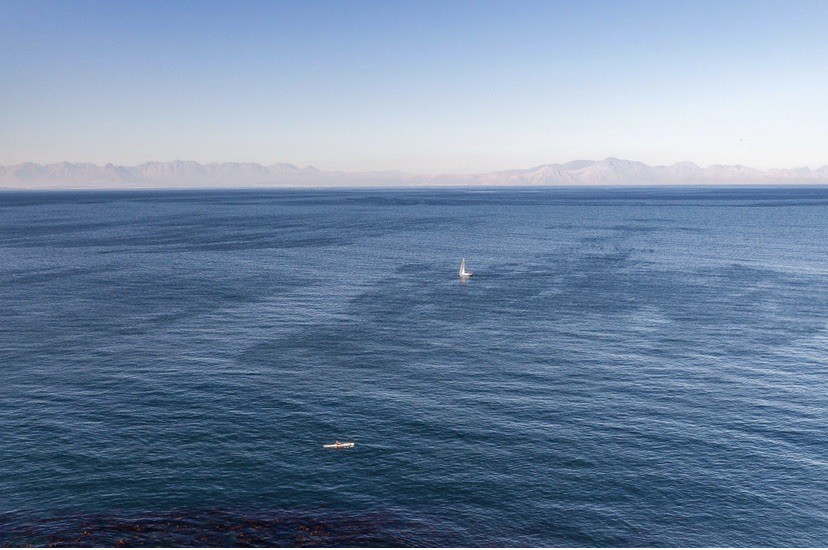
[459,258,472,278]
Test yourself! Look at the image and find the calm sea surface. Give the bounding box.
[1,187,827,546]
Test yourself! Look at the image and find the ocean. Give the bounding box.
[1,187,826,546]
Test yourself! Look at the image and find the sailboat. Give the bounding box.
[459,258,473,279]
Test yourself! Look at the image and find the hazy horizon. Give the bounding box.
[4,155,828,175]
[5,155,828,174]
[2,0,827,173]
[3,157,828,189]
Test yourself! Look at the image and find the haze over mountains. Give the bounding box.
[2,158,827,189]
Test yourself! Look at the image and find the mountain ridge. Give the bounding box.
[2,158,827,189]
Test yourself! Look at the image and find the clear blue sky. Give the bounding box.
[1,0,826,172]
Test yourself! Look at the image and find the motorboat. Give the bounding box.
[323,441,355,449]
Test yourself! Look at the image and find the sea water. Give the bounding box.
[1,187,826,546]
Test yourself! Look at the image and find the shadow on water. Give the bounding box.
[0,508,447,548]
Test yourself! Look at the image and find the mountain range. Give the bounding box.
[2,158,827,189]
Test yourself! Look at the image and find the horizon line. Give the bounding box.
[3,156,828,175]
[3,157,828,190]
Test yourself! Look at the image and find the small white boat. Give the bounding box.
[459,258,473,279]
[323,441,354,449]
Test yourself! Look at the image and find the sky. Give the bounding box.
[1,0,827,173]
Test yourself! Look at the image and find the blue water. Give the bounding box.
[1,187,827,546]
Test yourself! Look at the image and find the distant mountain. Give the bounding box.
[1,158,827,189]
[431,158,828,187]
